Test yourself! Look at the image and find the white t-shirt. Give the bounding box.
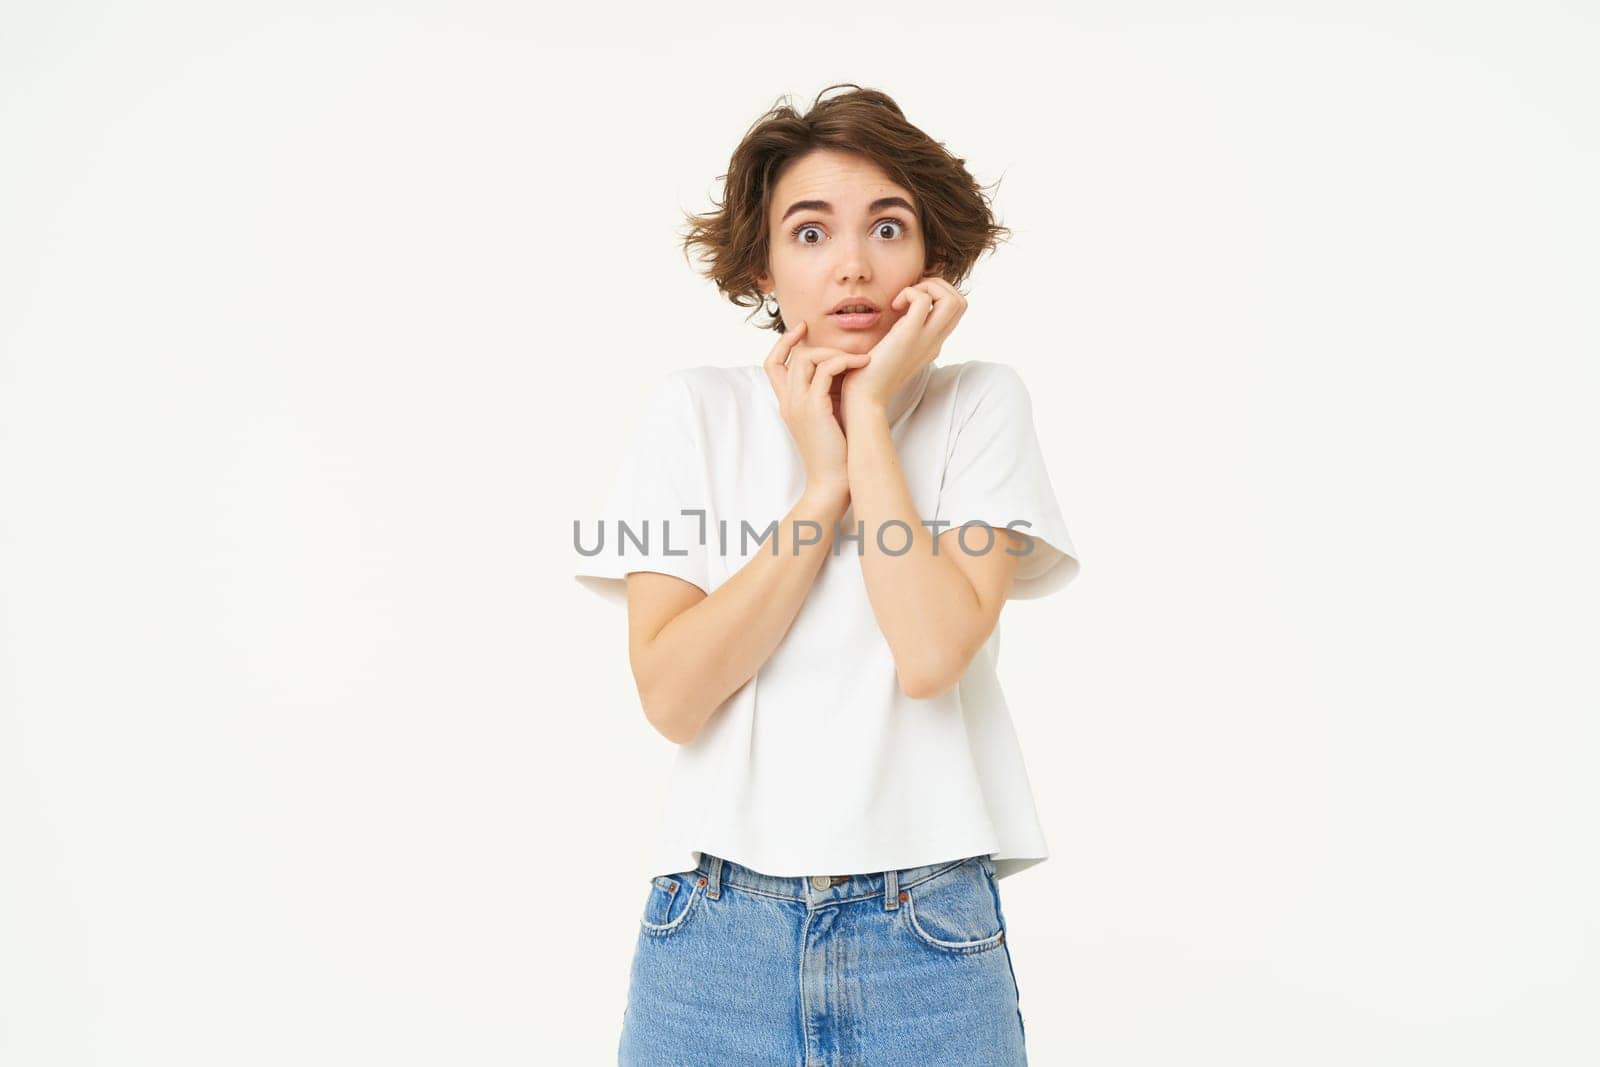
[574,359,1080,882]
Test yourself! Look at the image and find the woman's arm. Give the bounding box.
[624,325,869,744]
[624,488,848,746]
[843,402,1023,699]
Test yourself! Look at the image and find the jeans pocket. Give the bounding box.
[639,873,704,938]
[898,856,1006,956]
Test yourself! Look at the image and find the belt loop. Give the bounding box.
[704,854,723,900]
[883,867,899,911]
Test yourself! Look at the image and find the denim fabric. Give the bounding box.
[618,851,1027,1066]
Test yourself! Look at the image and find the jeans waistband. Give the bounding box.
[691,850,995,911]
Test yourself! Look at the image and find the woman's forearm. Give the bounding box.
[633,489,847,744]
[844,402,986,698]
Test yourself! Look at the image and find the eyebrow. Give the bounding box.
[778,196,916,224]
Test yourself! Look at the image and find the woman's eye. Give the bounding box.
[789,219,908,245]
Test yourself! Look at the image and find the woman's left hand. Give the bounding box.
[840,276,967,417]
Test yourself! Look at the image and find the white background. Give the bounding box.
[3,2,1595,1064]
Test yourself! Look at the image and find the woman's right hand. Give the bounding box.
[763,319,869,508]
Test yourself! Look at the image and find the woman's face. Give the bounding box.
[755,149,939,367]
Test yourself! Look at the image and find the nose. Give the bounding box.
[834,234,871,285]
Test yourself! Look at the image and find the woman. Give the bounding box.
[574,84,1081,1065]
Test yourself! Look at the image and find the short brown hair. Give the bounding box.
[679,83,1012,333]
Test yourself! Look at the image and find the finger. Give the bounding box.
[923,279,967,343]
[923,276,966,311]
[893,284,936,324]
[792,344,858,393]
[916,277,961,302]
[909,285,946,337]
[763,317,807,367]
[892,282,933,308]
[923,280,964,327]
[808,353,870,404]
[787,344,824,409]
[885,289,934,343]
[763,319,808,397]
[764,319,808,375]
[917,277,957,313]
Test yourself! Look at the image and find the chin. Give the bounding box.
[826,329,878,352]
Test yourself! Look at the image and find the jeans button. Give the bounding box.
[810,875,830,890]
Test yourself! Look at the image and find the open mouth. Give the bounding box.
[830,306,882,329]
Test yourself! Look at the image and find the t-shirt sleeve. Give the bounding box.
[931,362,1081,599]
[574,372,712,608]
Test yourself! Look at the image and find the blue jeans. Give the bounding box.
[618,851,1028,1065]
